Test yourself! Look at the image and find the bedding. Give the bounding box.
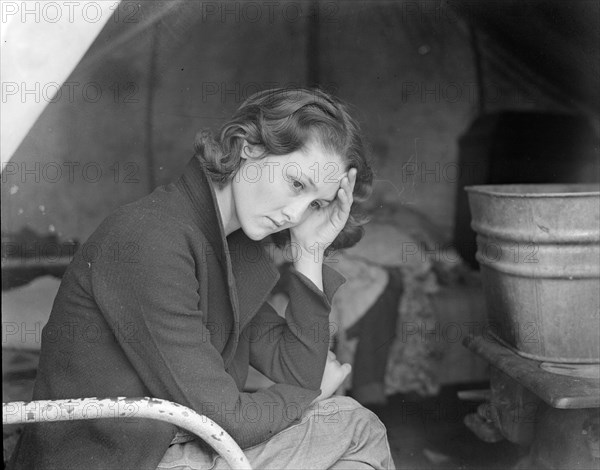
[322,203,487,402]
[327,220,448,398]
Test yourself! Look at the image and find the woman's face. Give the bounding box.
[231,140,347,240]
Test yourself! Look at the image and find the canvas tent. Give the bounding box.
[1,0,598,243]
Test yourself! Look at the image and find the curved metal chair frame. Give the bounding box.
[3,396,252,470]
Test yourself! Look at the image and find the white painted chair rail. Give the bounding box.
[3,396,252,470]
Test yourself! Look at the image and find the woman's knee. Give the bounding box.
[323,396,392,465]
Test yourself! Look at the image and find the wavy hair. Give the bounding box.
[194,87,373,254]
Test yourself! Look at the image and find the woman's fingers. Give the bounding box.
[345,168,357,200]
[337,168,356,214]
[348,167,357,192]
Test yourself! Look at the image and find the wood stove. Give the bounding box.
[462,183,600,469]
[464,334,599,469]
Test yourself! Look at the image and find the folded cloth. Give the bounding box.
[326,253,389,332]
[328,221,445,398]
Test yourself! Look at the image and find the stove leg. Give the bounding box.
[489,367,540,447]
[525,407,600,470]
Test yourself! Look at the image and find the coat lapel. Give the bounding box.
[176,157,226,264]
[228,231,280,329]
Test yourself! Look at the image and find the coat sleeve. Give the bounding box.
[247,265,346,390]
[89,214,320,449]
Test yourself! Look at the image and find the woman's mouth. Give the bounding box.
[267,217,280,229]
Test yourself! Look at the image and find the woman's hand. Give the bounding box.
[289,168,357,260]
[311,350,352,405]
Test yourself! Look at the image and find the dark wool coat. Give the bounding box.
[9,157,345,470]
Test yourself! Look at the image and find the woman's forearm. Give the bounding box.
[291,243,326,292]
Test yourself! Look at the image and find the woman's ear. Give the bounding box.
[241,140,263,160]
[240,140,250,160]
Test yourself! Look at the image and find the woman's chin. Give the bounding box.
[241,225,270,241]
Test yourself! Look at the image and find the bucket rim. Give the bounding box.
[465,183,600,198]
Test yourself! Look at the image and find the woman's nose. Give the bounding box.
[282,200,310,225]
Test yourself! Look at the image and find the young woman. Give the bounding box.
[9,88,395,469]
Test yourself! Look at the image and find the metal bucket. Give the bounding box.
[466,184,600,364]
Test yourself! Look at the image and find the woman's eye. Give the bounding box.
[292,180,304,190]
[310,200,322,209]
